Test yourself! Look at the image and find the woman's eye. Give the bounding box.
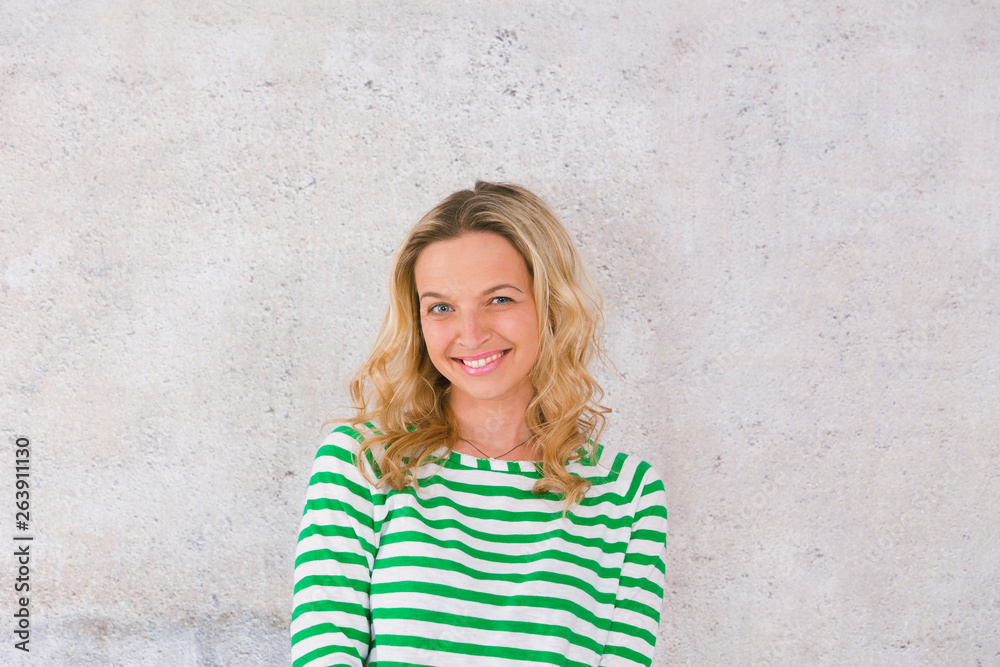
[490,296,513,305]
[428,303,452,315]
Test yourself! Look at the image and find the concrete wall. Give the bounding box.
[2,1,997,664]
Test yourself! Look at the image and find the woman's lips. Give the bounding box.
[454,349,509,375]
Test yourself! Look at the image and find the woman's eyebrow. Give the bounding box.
[420,284,524,301]
[483,284,524,295]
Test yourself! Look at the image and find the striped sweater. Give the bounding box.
[291,425,668,666]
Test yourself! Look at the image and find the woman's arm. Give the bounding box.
[291,427,377,667]
[600,464,669,666]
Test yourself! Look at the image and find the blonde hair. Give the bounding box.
[345,181,609,507]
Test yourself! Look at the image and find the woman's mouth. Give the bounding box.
[460,350,508,368]
[454,349,510,375]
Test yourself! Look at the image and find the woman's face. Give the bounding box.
[414,232,540,409]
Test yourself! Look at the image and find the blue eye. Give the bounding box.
[428,303,452,315]
[490,296,513,305]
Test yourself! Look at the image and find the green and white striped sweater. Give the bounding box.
[291,425,668,666]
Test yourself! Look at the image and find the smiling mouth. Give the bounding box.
[459,350,509,368]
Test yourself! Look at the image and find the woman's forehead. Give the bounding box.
[414,232,530,295]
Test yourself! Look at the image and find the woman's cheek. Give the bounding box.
[421,322,447,360]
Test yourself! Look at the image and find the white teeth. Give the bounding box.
[462,351,505,368]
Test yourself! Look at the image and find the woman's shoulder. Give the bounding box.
[581,441,662,477]
[311,423,381,481]
[316,423,364,456]
[578,442,667,504]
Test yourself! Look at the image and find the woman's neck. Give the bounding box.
[449,391,535,460]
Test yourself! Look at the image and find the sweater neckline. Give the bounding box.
[439,444,604,474]
[443,448,542,474]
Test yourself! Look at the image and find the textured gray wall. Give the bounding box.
[2,1,998,665]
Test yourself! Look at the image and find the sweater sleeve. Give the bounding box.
[291,427,377,667]
[599,464,669,666]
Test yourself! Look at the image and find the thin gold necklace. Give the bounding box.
[459,435,533,460]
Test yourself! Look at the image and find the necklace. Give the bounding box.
[459,434,533,460]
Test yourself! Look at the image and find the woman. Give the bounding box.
[291,182,668,666]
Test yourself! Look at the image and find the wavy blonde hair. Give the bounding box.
[345,181,609,507]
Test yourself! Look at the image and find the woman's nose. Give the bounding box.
[458,311,489,347]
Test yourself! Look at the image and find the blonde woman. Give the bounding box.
[291,182,668,666]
